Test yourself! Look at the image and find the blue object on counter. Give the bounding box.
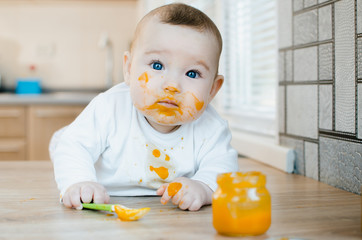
[15,78,42,94]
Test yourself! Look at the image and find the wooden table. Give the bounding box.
[0,158,360,240]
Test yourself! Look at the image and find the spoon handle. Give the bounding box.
[82,203,114,212]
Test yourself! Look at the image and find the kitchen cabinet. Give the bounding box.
[0,106,27,160]
[0,105,85,161]
[27,105,85,160]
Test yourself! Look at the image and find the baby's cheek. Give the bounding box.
[194,96,205,112]
[189,93,206,113]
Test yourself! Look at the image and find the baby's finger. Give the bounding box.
[62,193,72,208]
[160,189,172,205]
[104,190,110,204]
[171,190,185,205]
[93,187,108,204]
[188,199,202,211]
[69,188,82,209]
[178,196,192,210]
[156,184,167,196]
[80,185,93,203]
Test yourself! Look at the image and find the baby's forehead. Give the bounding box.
[132,15,220,53]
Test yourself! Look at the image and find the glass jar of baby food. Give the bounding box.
[212,171,271,236]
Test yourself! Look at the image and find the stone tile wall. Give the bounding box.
[278,0,362,195]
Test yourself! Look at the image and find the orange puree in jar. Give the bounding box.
[167,182,182,196]
[212,171,271,236]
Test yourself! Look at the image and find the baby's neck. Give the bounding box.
[145,117,180,134]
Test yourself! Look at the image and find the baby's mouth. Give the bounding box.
[157,99,179,108]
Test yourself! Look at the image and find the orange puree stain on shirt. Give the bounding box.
[167,182,182,197]
[150,166,169,179]
[138,72,149,83]
[165,154,170,161]
[152,149,161,158]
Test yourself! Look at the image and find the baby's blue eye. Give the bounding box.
[186,70,198,79]
[152,62,163,70]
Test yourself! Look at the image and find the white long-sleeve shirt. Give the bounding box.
[52,83,238,196]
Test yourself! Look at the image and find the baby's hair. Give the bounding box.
[131,3,223,56]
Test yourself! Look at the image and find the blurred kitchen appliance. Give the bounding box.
[98,32,114,89]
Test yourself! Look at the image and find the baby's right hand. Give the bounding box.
[62,181,110,209]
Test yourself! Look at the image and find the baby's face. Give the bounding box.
[124,17,222,133]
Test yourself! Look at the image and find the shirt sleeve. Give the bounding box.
[191,123,239,191]
[51,94,109,196]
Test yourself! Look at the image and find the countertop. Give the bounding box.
[0,91,100,105]
[0,158,360,240]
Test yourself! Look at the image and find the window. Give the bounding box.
[217,0,278,137]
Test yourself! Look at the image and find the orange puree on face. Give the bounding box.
[152,149,161,158]
[167,182,182,197]
[146,103,183,117]
[150,166,169,179]
[138,72,149,82]
[191,93,204,111]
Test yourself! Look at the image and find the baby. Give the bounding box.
[51,3,238,211]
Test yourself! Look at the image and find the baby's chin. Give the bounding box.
[143,112,198,127]
[136,106,204,127]
[146,115,192,126]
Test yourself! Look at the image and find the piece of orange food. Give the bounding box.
[167,182,182,197]
[113,205,151,221]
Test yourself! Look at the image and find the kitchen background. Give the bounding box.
[0,0,361,196]
[0,0,138,90]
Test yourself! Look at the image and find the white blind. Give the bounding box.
[219,0,277,136]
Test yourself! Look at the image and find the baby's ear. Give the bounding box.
[123,51,132,85]
[208,75,224,102]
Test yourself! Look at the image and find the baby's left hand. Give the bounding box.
[156,177,213,211]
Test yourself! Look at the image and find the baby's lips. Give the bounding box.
[157,99,179,107]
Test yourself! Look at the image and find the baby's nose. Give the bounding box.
[164,86,180,93]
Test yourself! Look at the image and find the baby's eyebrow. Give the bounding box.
[144,50,167,55]
[195,60,210,71]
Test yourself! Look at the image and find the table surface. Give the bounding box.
[0,158,360,240]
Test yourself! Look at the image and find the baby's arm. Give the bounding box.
[62,181,110,209]
[156,177,213,211]
[52,94,111,206]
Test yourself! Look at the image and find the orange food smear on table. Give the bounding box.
[152,149,161,158]
[138,72,149,83]
[167,182,182,197]
[150,166,169,179]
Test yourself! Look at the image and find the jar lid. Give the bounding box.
[217,171,266,188]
